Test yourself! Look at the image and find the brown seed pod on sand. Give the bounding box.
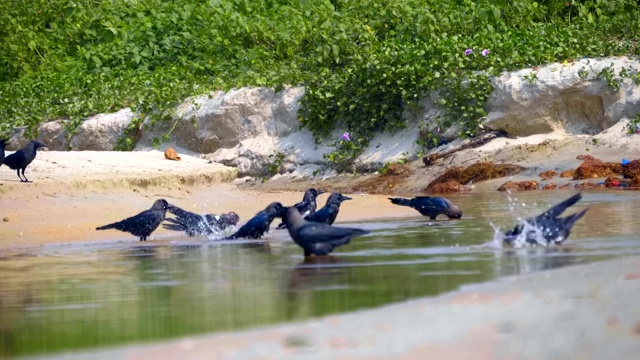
[164,147,181,161]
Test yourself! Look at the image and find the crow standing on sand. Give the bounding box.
[2,140,47,182]
[503,193,588,247]
[388,196,463,220]
[0,139,8,167]
[275,188,325,229]
[163,203,239,236]
[226,202,285,239]
[96,199,169,241]
[278,207,370,257]
[305,193,352,225]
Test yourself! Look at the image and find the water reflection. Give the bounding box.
[1,190,640,357]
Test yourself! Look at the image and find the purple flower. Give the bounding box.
[481,49,490,57]
[464,48,473,56]
[436,127,441,134]
[341,132,351,141]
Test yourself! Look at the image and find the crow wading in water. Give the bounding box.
[226,202,286,240]
[388,196,463,220]
[503,193,588,247]
[305,192,352,225]
[2,140,47,182]
[96,199,169,241]
[163,203,239,237]
[275,188,325,229]
[277,207,369,257]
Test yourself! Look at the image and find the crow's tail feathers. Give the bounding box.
[544,193,583,218]
[162,223,187,232]
[562,208,589,229]
[388,197,412,207]
[96,223,116,231]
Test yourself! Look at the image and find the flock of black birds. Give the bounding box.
[95,186,589,256]
[0,138,588,254]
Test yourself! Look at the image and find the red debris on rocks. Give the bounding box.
[427,180,471,194]
[425,162,525,192]
[573,158,623,180]
[542,183,558,190]
[538,170,558,180]
[497,180,539,191]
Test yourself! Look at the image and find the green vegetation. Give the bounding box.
[1,0,639,166]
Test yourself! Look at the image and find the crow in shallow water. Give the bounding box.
[96,199,169,241]
[275,188,325,229]
[503,193,588,247]
[305,193,352,225]
[163,204,239,237]
[388,196,463,220]
[278,207,369,257]
[226,202,285,239]
[2,140,46,182]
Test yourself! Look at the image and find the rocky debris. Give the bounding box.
[425,162,526,192]
[427,180,471,194]
[575,181,602,189]
[573,158,623,180]
[422,130,506,166]
[560,170,576,178]
[542,183,558,190]
[497,180,539,191]
[539,170,558,180]
[355,164,413,194]
[559,183,572,189]
[576,154,596,161]
[622,159,640,178]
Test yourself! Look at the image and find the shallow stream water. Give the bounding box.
[1,190,639,357]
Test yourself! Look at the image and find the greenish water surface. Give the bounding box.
[1,191,639,357]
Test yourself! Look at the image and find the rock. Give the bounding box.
[539,170,558,180]
[484,58,640,137]
[622,159,640,178]
[630,175,640,188]
[573,158,623,180]
[559,183,572,189]
[37,120,69,150]
[5,126,30,151]
[428,180,471,193]
[542,183,558,190]
[71,108,135,150]
[497,180,539,191]
[425,162,526,191]
[560,170,576,178]
[137,87,305,154]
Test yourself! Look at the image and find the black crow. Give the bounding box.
[503,193,588,247]
[305,192,352,225]
[0,138,8,167]
[275,188,325,229]
[96,199,169,241]
[226,202,285,239]
[278,207,369,257]
[163,204,239,236]
[2,140,47,182]
[388,196,463,220]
